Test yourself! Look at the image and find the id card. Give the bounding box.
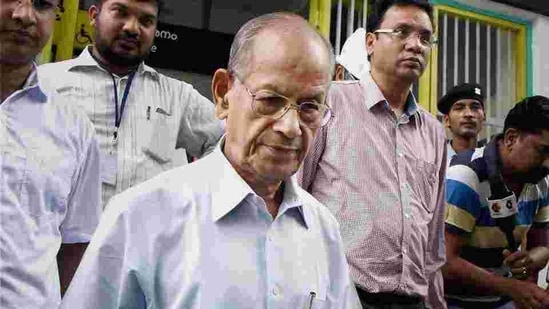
[101,152,117,185]
[487,193,517,219]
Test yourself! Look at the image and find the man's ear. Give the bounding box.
[443,114,450,128]
[503,128,519,150]
[334,64,344,81]
[212,68,231,120]
[365,32,376,58]
[89,5,99,27]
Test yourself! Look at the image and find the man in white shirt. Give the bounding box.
[38,0,224,206]
[0,0,102,307]
[60,12,360,308]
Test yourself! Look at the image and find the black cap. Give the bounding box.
[438,83,485,115]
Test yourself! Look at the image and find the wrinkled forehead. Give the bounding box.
[247,29,332,79]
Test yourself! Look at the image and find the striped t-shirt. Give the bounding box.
[445,135,549,303]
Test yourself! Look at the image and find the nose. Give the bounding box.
[463,106,474,117]
[12,0,37,26]
[272,108,302,139]
[404,33,424,53]
[122,16,139,35]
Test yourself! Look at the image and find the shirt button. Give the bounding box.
[267,236,273,242]
[272,284,281,296]
[404,213,410,219]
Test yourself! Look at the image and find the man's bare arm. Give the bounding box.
[443,230,549,308]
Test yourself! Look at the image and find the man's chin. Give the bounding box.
[256,164,298,182]
[396,69,422,83]
[457,129,479,138]
[104,48,147,67]
[0,46,37,65]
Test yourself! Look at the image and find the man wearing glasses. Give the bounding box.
[60,12,360,308]
[300,0,447,308]
[1,0,101,307]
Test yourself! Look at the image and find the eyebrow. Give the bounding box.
[254,83,326,99]
[393,23,433,33]
[110,2,157,20]
[110,2,128,9]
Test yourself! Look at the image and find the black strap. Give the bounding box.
[485,140,518,252]
[355,287,424,305]
[111,72,136,141]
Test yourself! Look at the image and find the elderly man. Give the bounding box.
[438,83,486,164]
[60,12,360,308]
[443,96,549,308]
[0,0,101,307]
[38,0,224,206]
[300,0,447,308]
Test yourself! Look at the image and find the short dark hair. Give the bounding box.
[504,95,549,134]
[93,0,163,16]
[366,0,434,32]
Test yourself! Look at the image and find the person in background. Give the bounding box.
[38,0,224,206]
[0,0,101,307]
[300,0,447,307]
[443,96,549,308]
[334,28,369,81]
[60,12,361,308]
[438,83,486,165]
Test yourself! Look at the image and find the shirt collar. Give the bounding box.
[362,72,419,117]
[209,136,310,228]
[483,134,503,177]
[67,46,159,79]
[447,140,457,158]
[18,64,48,103]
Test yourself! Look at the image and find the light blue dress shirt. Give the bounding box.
[61,139,360,308]
[0,67,101,308]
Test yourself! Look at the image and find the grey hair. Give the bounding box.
[227,12,335,81]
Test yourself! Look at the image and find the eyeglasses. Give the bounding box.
[235,77,332,128]
[374,26,437,47]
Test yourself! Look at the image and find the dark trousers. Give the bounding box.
[356,286,426,309]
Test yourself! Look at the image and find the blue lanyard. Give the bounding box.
[111,72,136,143]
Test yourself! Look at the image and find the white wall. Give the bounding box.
[532,16,549,97]
[451,0,549,97]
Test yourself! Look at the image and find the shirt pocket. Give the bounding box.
[2,148,72,218]
[141,108,186,167]
[295,259,328,309]
[297,291,327,309]
[142,108,175,164]
[2,149,28,205]
[22,148,74,218]
[412,157,438,213]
